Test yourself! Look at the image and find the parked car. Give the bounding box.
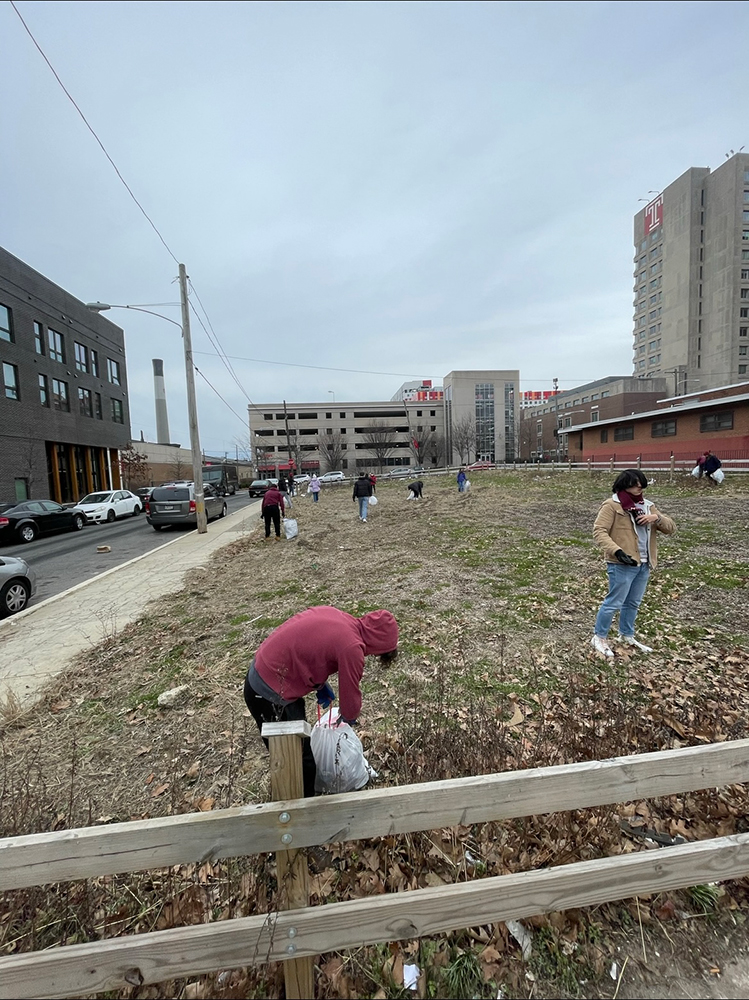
[135,487,157,511]
[146,483,227,531]
[248,478,278,497]
[0,555,37,617]
[0,500,86,544]
[75,489,142,523]
[386,468,417,479]
[467,461,495,470]
[294,474,311,486]
[319,471,345,483]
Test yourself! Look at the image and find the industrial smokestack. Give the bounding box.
[152,359,171,444]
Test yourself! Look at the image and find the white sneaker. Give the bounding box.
[619,635,653,653]
[362,518,367,523]
[591,635,614,659]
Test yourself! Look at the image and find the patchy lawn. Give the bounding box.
[2,470,749,998]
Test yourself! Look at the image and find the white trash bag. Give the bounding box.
[311,707,377,794]
[283,517,298,540]
[369,494,378,506]
[712,468,725,484]
[464,479,471,491]
[691,466,701,477]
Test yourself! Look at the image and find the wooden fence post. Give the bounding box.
[587,458,592,476]
[637,454,642,469]
[262,721,314,1000]
[670,452,676,482]
[609,455,615,474]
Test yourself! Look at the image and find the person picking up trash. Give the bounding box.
[407,480,424,499]
[243,605,399,796]
[352,471,374,521]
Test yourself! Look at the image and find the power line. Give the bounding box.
[187,282,255,404]
[193,365,248,428]
[9,0,179,265]
[190,350,438,379]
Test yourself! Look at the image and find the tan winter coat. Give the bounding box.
[593,496,674,569]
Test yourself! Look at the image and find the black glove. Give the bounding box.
[615,549,638,566]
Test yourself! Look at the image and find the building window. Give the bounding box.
[39,373,49,406]
[90,349,99,378]
[601,390,610,397]
[78,386,93,417]
[744,211,749,222]
[3,362,19,399]
[263,413,273,420]
[0,304,13,343]
[34,321,45,354]
[742,270,749,280]
[107,358,121,385]
[94,392,102,419]
[51,378,69,411]
[651,419,677,437]
[744,250,749,261]
[48,329,65,363]
[700,411,733,432]
[600,428,608,442]
[614,425,634,441]
[591,409,599,422]
[111,398,124,423]
[340,412,346,419]
[743,231,749,241]
[74,342,89,373]
[740,365,748,375]
[740,346,748,356]
[742,289,749,300]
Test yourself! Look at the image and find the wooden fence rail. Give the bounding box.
[1,736,749,998]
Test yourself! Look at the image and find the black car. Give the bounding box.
[135,487,157,511]
[0,500,86,544]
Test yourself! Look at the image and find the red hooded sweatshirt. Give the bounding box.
[254,605,398,721]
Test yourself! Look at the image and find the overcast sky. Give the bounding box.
[3,0,747,454]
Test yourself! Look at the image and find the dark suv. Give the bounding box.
[146,483,227,531]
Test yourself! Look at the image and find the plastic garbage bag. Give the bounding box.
[712,468,725,483]
[691,466,701,477]
[369,494,378,506]
[311,707,377,793]
[283,517,298,539]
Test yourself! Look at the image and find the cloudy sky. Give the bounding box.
[3,0,747,454]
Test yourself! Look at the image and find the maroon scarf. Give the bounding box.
[617,490,645,516]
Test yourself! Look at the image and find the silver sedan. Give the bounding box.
[0,555,37,617]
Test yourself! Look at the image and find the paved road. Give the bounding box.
[0,493,256,604]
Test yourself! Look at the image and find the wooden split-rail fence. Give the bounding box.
[1,726,749,999]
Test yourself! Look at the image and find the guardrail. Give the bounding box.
[2,731,749,998]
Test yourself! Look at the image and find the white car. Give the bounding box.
[76,490,142,523]
[319,471,345,483]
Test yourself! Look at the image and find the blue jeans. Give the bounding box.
[312,491,319,502]
[594,562,651,638]
[358,497,369,519]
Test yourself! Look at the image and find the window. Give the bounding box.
[298,411,317,419]
[740,365,747,375]
[741,328,748,337]
[651,419,677,437]
[90,349,99,378]
[0,304,12,343]
[745,171,749,183]
[740,346,748,356]
[743,231,749,241]
[3,362,19,399]
[742,290,749,299]
[74,342,89,373]
[744,211,749,222]
[742,270,749,280]
[255,428,274,436]
[34,322,45,354]
[638,360,646,369]
[51,378,69,411]
[591,409,599,422]
[263,413,273,420]
[78,387,93,417]
[700,411,733,432]
[94,392,102,419]
[614,425,634,441]
[601,390,610,397]
[107,358,121,385]
[744,250,749,261]
[111,398,124,423]
[325,412,332,419]
[48,328,65,363]
[600,428,608,442]
[430,410,436,416]
[339,412,346,419]
[39,374,49,406]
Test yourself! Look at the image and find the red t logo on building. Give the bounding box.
[644,194,663,235]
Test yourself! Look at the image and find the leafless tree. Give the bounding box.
[410,426,436,466]
[252,434,274,474]
[427,432,446,468]
[169,454,190,481]
[317,432,346,472]
[451,414,476,465]
[361,423,397,472]
[120,444,152,489]
[515,413,535,462]
[14,436,45,498]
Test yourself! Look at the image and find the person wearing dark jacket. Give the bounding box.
[408,480,424,499]
[703,451,722,485]
[353,472,373,521]
[243,605,399,795]
[261,485,284,539]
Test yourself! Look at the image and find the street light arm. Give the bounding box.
[85,302,183,331]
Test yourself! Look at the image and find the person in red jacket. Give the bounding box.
[243,605,399,796]
[261,484,284,539]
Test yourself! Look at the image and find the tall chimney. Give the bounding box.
[152,359,171,444]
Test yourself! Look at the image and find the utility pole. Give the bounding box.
[178,264,207,534]
[553,377,560,463]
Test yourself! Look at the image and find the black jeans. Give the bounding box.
[243,674,316,797]
[263,504,281,537]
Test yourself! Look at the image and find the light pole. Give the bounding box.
[86,265,208,533]
[328,390,335,404]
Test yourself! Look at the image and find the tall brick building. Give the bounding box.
[0,247,131,503]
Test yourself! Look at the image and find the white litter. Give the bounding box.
[610,961,618,980]
[506,919,532,960]
[403,963,420,991]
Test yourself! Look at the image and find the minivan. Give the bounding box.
[146,483,227,531]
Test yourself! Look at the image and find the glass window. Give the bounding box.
[111,398,124,423]
[3,362,19,399]
[74,342,89,373]
[740,346,748,356]
[740,365,748,375]
[90,349,99,378]
[614,425,634,441]
[0,304,12,343]
[34,321,45,355]
[600,428,608,443]
[48,328,65,363]
[94,392,102,419]
[651,419,677,437]
[744,211,749,222]
[742,289,749,299]
[78,386,93,417]
[107,358,121,385]
[601,390,610,397]
[742,270,749,280]
[51,378,69,411]
[743,231,749,241]
[743,250,749,261]
[39,373,49,406]
[741,327,748,337]
[700,411,733,432]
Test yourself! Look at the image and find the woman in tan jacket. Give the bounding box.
[591,469,674,658]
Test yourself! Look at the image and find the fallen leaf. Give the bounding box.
[151,783,169,798]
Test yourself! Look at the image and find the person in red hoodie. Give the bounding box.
[261,484,284,540]
[243,605,399,796]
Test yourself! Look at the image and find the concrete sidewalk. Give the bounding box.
[0,502,261,707]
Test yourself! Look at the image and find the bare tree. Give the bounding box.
[427,432,446,468]
[120,444,152,489]
[410,426,436,466]
[451,414,476,465]
[169,454,190,481]
[252,433,274,474]
[515,414,535,462]
[361,422,396,472]
[14,436,46,498]
[317,432,346,472]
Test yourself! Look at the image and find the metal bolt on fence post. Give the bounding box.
[279,812,291,824]
[281,832,293,845]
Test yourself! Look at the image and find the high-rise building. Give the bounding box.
[633,152,749,394]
